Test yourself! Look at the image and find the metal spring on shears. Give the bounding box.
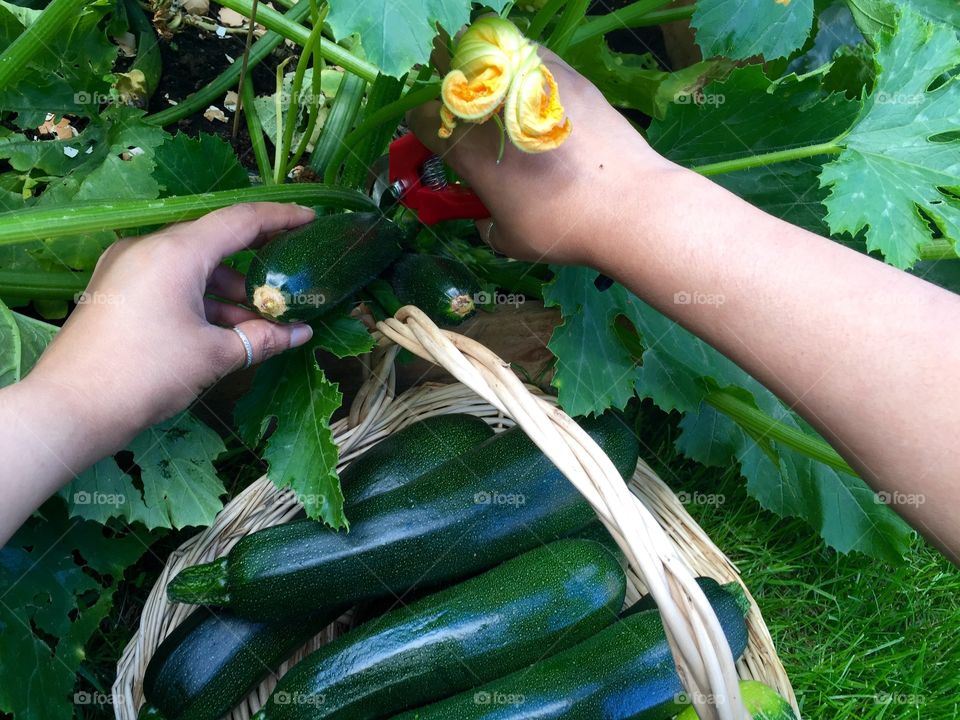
[420,155,449,190]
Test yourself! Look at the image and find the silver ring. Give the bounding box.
[232,326,254,369]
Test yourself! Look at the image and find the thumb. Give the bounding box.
[221,319,313,372]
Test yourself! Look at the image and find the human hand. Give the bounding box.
[407,47,681,267]
[25,203,316,449]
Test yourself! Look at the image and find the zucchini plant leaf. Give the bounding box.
[647,65,860,236]
[326,0,510,77]
[0,499,151,720]
[820,10,960,268]
[153,133,251,196]
[235,341,346,527]
[648,65,859,167]
[845,0,960,38]
[692,0,816,61]
[312,311,375,359]
[544,266,914,560]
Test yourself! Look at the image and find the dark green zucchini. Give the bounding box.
[388,254,480,325]
[167,412,639,620]
[245,212,402,323]
[392,579,749,720]
[253,539,626,720]
[340,413,494,505]
[138,608,340,720]
[624,576,751,619]
[139,414,490,720]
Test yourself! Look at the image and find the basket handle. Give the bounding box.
[376,306,749,720]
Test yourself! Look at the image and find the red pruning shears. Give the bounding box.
[368,133,490,225]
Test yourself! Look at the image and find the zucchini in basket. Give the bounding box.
[167,412,639,619]
[253,539,626,719]
[391,579,749,720]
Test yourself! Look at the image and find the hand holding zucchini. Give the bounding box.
[245,212,403,323]
[253,539,626,720]
[166,412,639,620]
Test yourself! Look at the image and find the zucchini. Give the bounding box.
[677,681,798,720]
[624,576,751,619]
[167,412,639,620]
[139,414,488,720]
[253,539,626,720]
[388,254,480,325]
[138,609,340,720]
[393,580,749,720]
[340,413,494,505]
[245,212,402,323]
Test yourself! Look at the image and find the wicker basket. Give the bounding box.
[114,307,799,720]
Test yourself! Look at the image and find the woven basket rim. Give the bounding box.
[113,310,798,720]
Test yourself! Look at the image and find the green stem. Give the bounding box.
[634,5,696,26]
[277,21,324,181]
[0,186,374,246]
[324,82,441,184]
[288,6,328,171]
[528,0,567,41]
[705,390,856,475]
[570,0,673,45]
[0,270,92,300]
[546,0,590,54]
[273,57,292,182]
[366,279,403,316]
[217,0,379,83]
[691,142,844,177]
[0,0,83,90]
[917,239,959,261]
[241,75,273,183]
[146,2,312,126]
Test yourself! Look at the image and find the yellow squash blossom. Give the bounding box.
[440,17,571,153]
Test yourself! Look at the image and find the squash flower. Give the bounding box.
[440,17,571,153]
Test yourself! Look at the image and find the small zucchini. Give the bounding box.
[392,579,749,720]
[677,681,798,720]
[245,212,402,323]
[138,609,339,720]
[388,254,480,325]
[167,412,639,620]
[253,539,626,719]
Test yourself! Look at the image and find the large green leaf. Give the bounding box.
[647,65,859,167]
[646,65,859,235]
[326,0,510,78]
[235,341,346,527]
[846,0,960,38]
[0,499,150,720]
[692,0,816,61]
[544,266,913,559]
[821,10,960,268]
[152,133,250,197]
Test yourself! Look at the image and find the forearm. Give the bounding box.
[596,164,960,558]
[0,374,137,544]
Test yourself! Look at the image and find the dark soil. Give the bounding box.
[146,3,295,171]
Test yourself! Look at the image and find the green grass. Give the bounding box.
[636,403,960,720]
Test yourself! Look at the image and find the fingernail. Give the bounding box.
[296,204,316,216]
[290,324,313,348]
